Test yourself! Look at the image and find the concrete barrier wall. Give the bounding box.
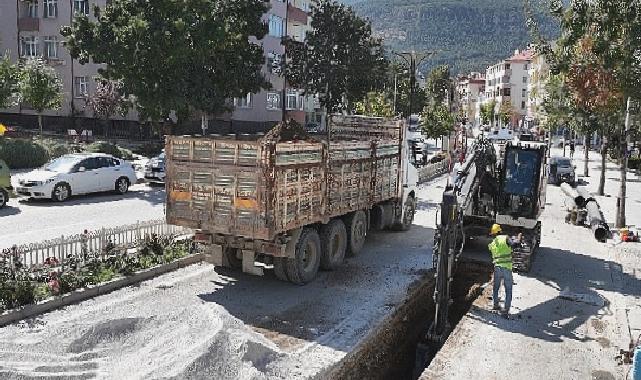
[418,158,451,184]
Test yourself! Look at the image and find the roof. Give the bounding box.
[508,49,534,62]
[64,153,115,158]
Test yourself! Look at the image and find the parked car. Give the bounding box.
[15,153,137,202]
[548,156,576,186]
[0,159,12,208]
[144,152,166,184]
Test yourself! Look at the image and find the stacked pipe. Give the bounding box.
[560,183,610,242]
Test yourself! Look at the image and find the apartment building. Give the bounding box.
[0,0,321,134]
[483,49,534,128]
[456,72,486,126]
[527,50,550,130]
[0,0,134,133]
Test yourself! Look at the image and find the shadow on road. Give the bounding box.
[196,225,435,350]
[0,206,21,217]
[466,245,640,343]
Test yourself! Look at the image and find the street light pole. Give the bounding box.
[281,3,289,123]
[392,50,435,117]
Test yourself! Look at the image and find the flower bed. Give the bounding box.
[0,235,194,314]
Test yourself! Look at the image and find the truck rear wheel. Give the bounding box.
[273,257,289,282]
[286,228,321,285]
[345,210,367,257]
[320,219,347,270]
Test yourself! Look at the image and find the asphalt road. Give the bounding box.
[0,179,165,248]
[0,176,445,380]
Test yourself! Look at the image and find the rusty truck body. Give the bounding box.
[165,115,419,284]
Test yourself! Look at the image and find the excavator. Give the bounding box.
[426,136,547,344]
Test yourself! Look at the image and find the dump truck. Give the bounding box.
[165,115,419,284]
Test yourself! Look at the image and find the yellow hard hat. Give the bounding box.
[490,224,502,235]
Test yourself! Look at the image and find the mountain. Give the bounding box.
[341,0,560,74]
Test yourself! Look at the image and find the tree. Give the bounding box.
[393,74,428,118]
[61,0,271,125]
[0,55,18,109]
[87,79,130,137]
[480,100,497,125]
[17,58,63,138]
[498,100,514,126]
[354,92,393,117]
[551,0,641,228]
[421,103,454,140]
[285,0,388,114]
[426,65,451,104]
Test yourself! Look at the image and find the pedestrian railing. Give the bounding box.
[1,220,192,268]
[418,158,451,184]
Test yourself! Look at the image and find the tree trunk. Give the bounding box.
[598,136,606,196]
[583,134,589,178]
[38,114,43,139]
[616,97,632,229]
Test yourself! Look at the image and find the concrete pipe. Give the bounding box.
[585,200,610,242]
[560,182,585,208]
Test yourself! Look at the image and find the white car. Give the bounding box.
[16,153,137,202]
[144,152,166,184]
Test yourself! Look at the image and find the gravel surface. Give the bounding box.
[422,151,641,380]
[0,176,448,379]
[1,177,165,248]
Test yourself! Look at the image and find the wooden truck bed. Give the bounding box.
[165,116,404,241]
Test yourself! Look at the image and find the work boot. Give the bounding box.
[492,304,501,311]
[501,309,510,319]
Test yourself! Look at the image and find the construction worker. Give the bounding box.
[488,224,522,318]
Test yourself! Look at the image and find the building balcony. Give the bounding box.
[18,17,39,32]
[287,4,308,24]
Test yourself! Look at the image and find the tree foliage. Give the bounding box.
[480,100,496,124]
[498,100,514,125]
[87,79,130,120]
[392,72,427,118]
[0,55,18,109]
[420,103,454,140]
[426,65,450,104]
[61,0,271,123]
[354,91,393,117]
[285,0,388,113]
[17,58,63,137]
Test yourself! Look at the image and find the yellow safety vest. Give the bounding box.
[488,235,513,270]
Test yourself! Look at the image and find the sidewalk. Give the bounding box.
[421,148,641,380]
[570,146,641,230]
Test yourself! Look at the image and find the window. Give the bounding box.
[286,91,299,110]
[27,2,39,18]
[74,76,88,98]
[268,14,284,37]
[505,64,511,70]
[521,101,526,110]
[522,89,527,98]
[235,93,252,108]
[74,0,89,16]
[20,36,39,57]
[43,0,58,18]
[522,76,528,84]
[503,88,511,97]
[266,92,281,110]
[44,36,59,59]
[96,157,113,168]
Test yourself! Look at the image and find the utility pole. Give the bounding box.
[616,97,633,228]
[281,4,289,123]
[392,50,435,116]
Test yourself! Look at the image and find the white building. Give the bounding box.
[527,50,550,130]
[456,72,486,127]
[483,49,534,128]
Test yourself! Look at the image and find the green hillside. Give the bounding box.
[341,0,560,74]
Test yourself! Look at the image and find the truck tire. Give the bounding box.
[286,228,321,285]
[273,257,289,282]
[320,219,347,270]
[345,210,367,257]
[223,247,242,269]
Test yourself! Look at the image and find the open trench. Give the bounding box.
[323,258,492,380]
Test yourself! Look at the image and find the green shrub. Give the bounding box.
[86,141,133,160]
[36,139,81,159]
[132,142,164,158]
[0,138,49,169]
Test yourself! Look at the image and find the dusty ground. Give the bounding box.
[422,148,641,380]
[0,176,448,379]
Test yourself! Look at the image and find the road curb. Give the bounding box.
[0,253,204,328]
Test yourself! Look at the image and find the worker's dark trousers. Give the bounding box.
[493,266,513,312]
